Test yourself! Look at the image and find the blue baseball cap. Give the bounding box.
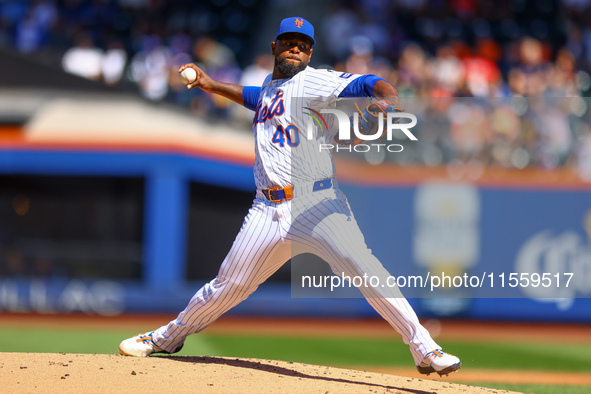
[275,17,315,46]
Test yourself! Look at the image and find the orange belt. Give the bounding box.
[262,185,293,203]
[262,179,333,203]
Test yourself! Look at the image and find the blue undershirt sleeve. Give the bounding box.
[338,75,387,98]
[242,86,261,111]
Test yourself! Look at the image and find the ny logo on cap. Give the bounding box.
[295,18,303,28]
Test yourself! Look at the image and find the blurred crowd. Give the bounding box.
[335,96,591,182]
[321,0,591,98]
[319,0,590,178]
[1,0,591,175]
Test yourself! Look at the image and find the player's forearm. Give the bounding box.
[372,80,399,106]
[200,80,245,106]
[180,63,245,106]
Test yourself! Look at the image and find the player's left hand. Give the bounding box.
[334,99,404,146]
[355,99,404,138]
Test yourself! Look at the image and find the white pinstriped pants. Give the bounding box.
[153,188,439,365]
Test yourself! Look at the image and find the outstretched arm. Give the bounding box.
[339,75,400,106]
[179,63,245,106]
[372,79,399,106]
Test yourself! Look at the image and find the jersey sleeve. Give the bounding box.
[338,74,388,98]
[326,71,363,97]
[242,86,261,111]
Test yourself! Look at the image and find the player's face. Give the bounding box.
[271,33,313,78]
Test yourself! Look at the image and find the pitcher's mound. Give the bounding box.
[1,352,517,393]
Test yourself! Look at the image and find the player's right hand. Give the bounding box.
[178,63,203,90]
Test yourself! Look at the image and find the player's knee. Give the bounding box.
[215,276,258,298]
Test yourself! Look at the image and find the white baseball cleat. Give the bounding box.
[118,332,160,357]
[417,349,461,376]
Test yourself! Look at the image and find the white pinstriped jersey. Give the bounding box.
[252,66,361,190]
[150,68,444,367]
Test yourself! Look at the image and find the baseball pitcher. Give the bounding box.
[119,17,461,377]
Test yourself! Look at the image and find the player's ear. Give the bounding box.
[271,42,276,56]
[309,47,313,57]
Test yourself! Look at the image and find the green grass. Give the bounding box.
[1,327,591,373]
[186,335,591,372]
[429,341,591,372]
[1,327,590,393]
[0,327,128,355]
[468,382,591,394]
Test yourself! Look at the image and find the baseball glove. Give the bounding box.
[334,99,404,146]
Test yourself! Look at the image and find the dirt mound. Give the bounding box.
[1,352,517,393]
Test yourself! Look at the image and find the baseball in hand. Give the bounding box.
[180,68,197,84]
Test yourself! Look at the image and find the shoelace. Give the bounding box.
[422,350,445,365]
[429,350,445,358]
[135,333,153,344]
